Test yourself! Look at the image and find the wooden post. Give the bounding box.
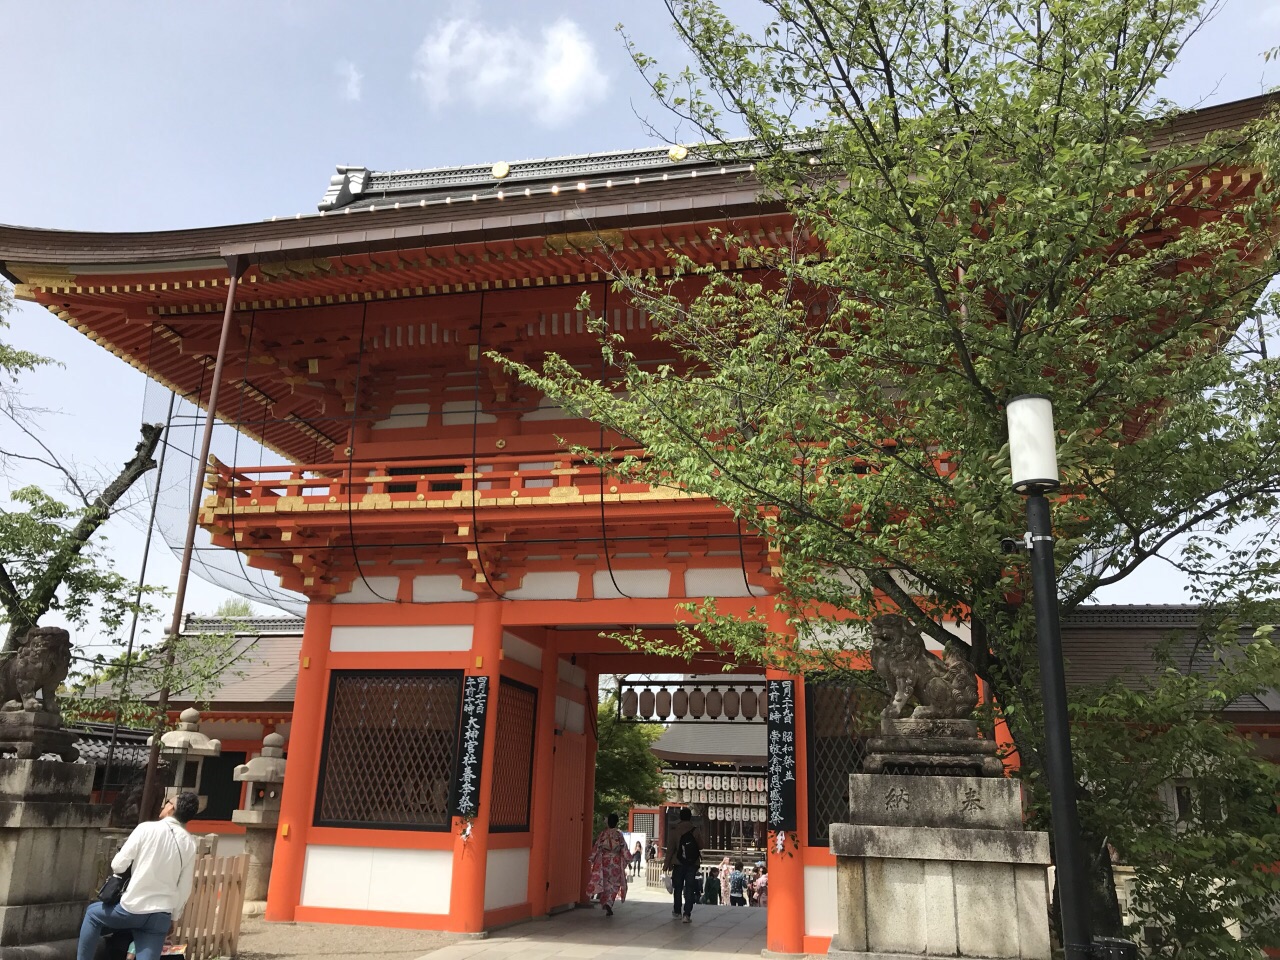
[526,632,559,914]
[766,605,806,955]
[264,603,331,921]
[578,664,598,904]
[450,600,504,932]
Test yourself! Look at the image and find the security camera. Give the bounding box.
[999,536,1020,555]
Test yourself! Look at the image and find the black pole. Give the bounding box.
[1025,491,1091,960]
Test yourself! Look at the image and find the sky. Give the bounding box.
[0,0,1277,656]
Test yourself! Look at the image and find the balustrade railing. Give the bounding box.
[203,449,688,512]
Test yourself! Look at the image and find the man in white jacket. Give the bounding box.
[77,792,200,960]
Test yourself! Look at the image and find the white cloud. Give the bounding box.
[337,60,363,102]
[412,17,608,127]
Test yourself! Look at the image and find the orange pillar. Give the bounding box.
[449,600,504,933]
[265,601,332,922]
[578,663,599,904]
[766,606,806,955]
[527,633,559,914]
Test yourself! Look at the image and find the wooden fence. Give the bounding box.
[172,853,249,960]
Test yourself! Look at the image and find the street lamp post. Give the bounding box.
[1006,394,1092,960]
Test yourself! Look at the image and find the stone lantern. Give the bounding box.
[232,732,286,905]
[150,707,221,811]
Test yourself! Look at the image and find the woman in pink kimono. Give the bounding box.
[718,855,732,903]
[587,813,629,915]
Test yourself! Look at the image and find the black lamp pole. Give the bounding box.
[1023,489,1092,960]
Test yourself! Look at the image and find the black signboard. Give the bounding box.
[766,679,797,831]
[452,675,491,817]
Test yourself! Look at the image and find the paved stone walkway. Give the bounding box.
[416,900,768,960]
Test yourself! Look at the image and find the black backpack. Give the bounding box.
[676,827,701,867]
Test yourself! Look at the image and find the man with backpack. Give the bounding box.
[662,807,702,923]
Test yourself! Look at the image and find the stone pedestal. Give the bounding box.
[0,712,78,763]
[864,719,1004,777]
[0,760,109,960]
[830,773,1051,960]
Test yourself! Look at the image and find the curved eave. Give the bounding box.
[0,164,771,273]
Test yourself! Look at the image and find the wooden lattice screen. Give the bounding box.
[315,670,463,829]
[489,679,537,831]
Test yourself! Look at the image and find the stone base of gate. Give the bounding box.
[0,759,109,960]
[829,774,1052,960]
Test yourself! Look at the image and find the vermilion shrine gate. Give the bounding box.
[0,93,1271,955]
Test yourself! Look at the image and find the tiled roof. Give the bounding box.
[315,93,1280,213]
[67,722,153,770]
[317,143,762,212]
[1061,605,1279,713]
[182,614,305,636]
[81,623,302,707]
[651,720,766,765]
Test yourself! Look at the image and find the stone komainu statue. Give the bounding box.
[0,625,72,715]
[870,614,977,720]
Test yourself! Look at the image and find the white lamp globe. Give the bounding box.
[1006,394,1060,493]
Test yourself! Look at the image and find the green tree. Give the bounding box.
[593,688,665,834]
[0,283,164,653]
[510,1,1280,953]
[212,597,254,618]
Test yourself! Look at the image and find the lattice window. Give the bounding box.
[805,673,880,846]
[489,679,537,831]
[631,811,656,839]
[315,670,463,830]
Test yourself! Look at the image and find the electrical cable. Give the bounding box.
[468,290,507,600]
[343,303,400,603]
[596,283,633,601]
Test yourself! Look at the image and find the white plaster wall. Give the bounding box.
[372,403,432,430]
[593,569,670,599]
[520,401,569,421]
[413,575,475,603]
[504,571,580,600]
[556,697,586,734]
[484,847,531,910]
[442,400,496,425]
[502,632,542,670]
[334,577,400,604]
[558,658,586,688]
[804,864,838,937]
[301,846,453,914]
[684,567,769,598]
[198,720,263,742]
[330,624,472,653]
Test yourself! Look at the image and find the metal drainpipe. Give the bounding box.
[102,389,177,803]
[138,255,248,824]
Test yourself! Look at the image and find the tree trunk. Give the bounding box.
[1,422,163,653]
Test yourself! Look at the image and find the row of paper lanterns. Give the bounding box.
[620,685,764,721]
[664,773,765,792]
[670,788,766,806]
[707,806,766,822]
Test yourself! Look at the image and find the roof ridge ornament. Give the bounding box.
[317,165,370,211]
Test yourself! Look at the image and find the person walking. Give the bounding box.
[77,792,200,960]
[663,807,702,923]
[631,841,643,879]
[727,859,748,906]
[586,813,630,916]
[717,855,732,903]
